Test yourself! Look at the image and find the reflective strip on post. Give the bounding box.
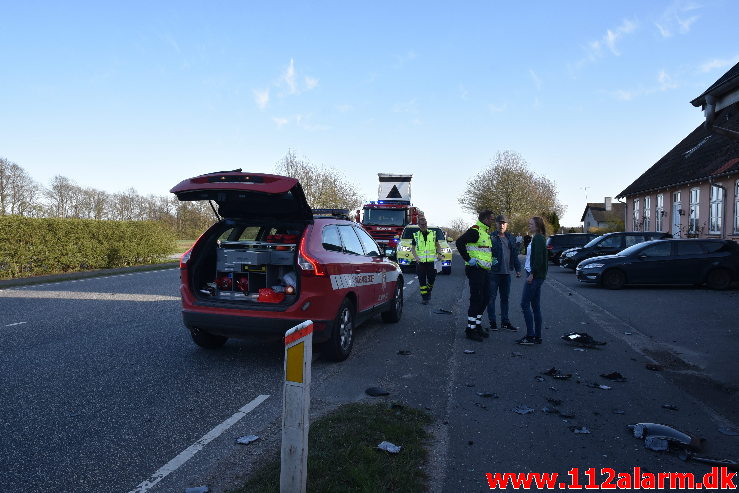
[280,320,313,493]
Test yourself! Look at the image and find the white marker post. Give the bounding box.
[280,320,313,493]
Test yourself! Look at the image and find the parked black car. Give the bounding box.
[576,239,739,290]
[546,233,598,264]
[560,231,672,270]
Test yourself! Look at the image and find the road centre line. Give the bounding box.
[4,321,27,327]
[128,394,270,493]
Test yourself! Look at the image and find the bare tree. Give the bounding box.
[0,157,42,216]
[275,150,364,211]
[442,217,470,240]
[459,150,565,231]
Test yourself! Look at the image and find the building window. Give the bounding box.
[656,193,664,232]
[735,181,739,234]
[709,184,723,235]
[633,198,640,231]
[689,187,700,233]
[643,196,651,232]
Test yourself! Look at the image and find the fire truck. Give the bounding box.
[357,173,423,259]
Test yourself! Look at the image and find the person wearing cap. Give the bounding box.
[455,210,496,342]
[411,217,443,305]
[487,214,522,331]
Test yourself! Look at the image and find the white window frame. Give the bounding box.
[709,184,724,235]
[643,196,651,232]
[633,198,640,231]
[656,193,664,232]
[689,187,700,233]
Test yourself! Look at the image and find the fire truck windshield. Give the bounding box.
[363,208,406,225]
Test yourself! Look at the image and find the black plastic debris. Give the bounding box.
[571,426,590,434]
[662,404,679,411]
[476,391,498,398]
[511,351,524,357]
[559,410,576,418]
[613,409,626,415]
[513,406,535,415]
[629,423,703,451]
[680,451,739,471]
[562,332,606,347]
[719,427,739,436]
[433,308,453,314]
[535,376,545,382]
[546,398,562,406]
[587,383,612,390]
[541,406,559,414]
[365,387,390,397]
[543,367,573,380]
[645,363,663,371]
[465,383,475,387]
[601,371,626,382]
[474,402,488,410]
[397,350,412,356]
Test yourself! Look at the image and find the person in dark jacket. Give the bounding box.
[517,216,548,345]
[455,210,496,342]
[487,214,521,331]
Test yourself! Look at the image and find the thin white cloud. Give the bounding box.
[657,70,677,91]
[304,76,319,90]
[281,59,297,94]
[336,104,353,113]
[272,117,289,127]
[488,103,507,113]
[392,99,418,113]
[699,56,739,73]
[529,69,542,91]
[607,69,680,101]
[655,1,702,38]
[573,18,638,69]
[253,89,270,109]
[272,114,329,131]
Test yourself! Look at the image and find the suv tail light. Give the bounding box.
[298,230,326,276]
[180,247,193,269]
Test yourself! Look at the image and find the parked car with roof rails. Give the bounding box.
[576,239,739,289]
[560,231,672,270]
[171,170,404,362]
[546,233,598,265]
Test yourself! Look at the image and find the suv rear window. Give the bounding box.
[338,225,364,255]
[322,225,343,252]
[677,241,706,255]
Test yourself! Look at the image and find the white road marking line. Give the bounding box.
[128,394,270,493]
[5,322,27,327]
[0,290,179,301]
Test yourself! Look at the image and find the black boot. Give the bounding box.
[465,328,484,342]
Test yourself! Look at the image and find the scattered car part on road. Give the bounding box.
[365,387,390,397]
[562,332,607,347]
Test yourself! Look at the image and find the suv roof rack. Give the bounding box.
[312,208,352,220]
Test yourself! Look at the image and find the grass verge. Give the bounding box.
[231,402,433,493]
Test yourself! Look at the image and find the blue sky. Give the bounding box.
[2,0,738,228]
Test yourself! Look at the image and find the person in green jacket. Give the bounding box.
[516,216,548,345]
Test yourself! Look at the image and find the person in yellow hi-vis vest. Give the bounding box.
[411,217,443,305]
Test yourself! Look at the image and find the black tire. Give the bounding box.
[601,269,626,290]
[442,266,452,275]
[706,268,731,290]
[323,298,355,361]
[381,281,403,323]
[189,327,228,348]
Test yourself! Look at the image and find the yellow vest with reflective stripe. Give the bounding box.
[413,230,437,262]
[466,220,493,270]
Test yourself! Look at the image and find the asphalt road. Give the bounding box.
[1,258,738,492]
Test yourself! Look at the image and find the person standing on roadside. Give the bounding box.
[515,233,523,253]
[517,216,548,345]
[487,214,521,331]
[523,232,532,254]
[411,217,443,305]
[455,210,496,342]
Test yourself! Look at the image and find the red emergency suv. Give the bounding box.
[171,170,404,361]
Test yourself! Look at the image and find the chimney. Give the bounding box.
[605,197,612,211]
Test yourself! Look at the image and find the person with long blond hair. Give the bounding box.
[516,216,548,345]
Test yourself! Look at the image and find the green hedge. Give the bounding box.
[0,217,178,279]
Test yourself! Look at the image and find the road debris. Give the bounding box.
[645,363,663,371]
[562,332,606,347]
[571,426,591,434]
[377,441,402,454]
[543,367,573,380]
[365,387,390,397]
[397,350,412,356]
[236,435,259,445]
[629,422,704,452]
[513,406,535,415]
[463,349,476,354]
[600,371,627,382]
[535,376,545,382]
[662,404,679,411]
[588,383,612,390]
[433,308,453,314]
[511,352,524,357]
[719,427,739,436]
[185,487,209,493]
[613,409,626,415]
[546,398,562,406]
[476,391,499,398]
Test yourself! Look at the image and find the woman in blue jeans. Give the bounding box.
[517,216,548,345]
